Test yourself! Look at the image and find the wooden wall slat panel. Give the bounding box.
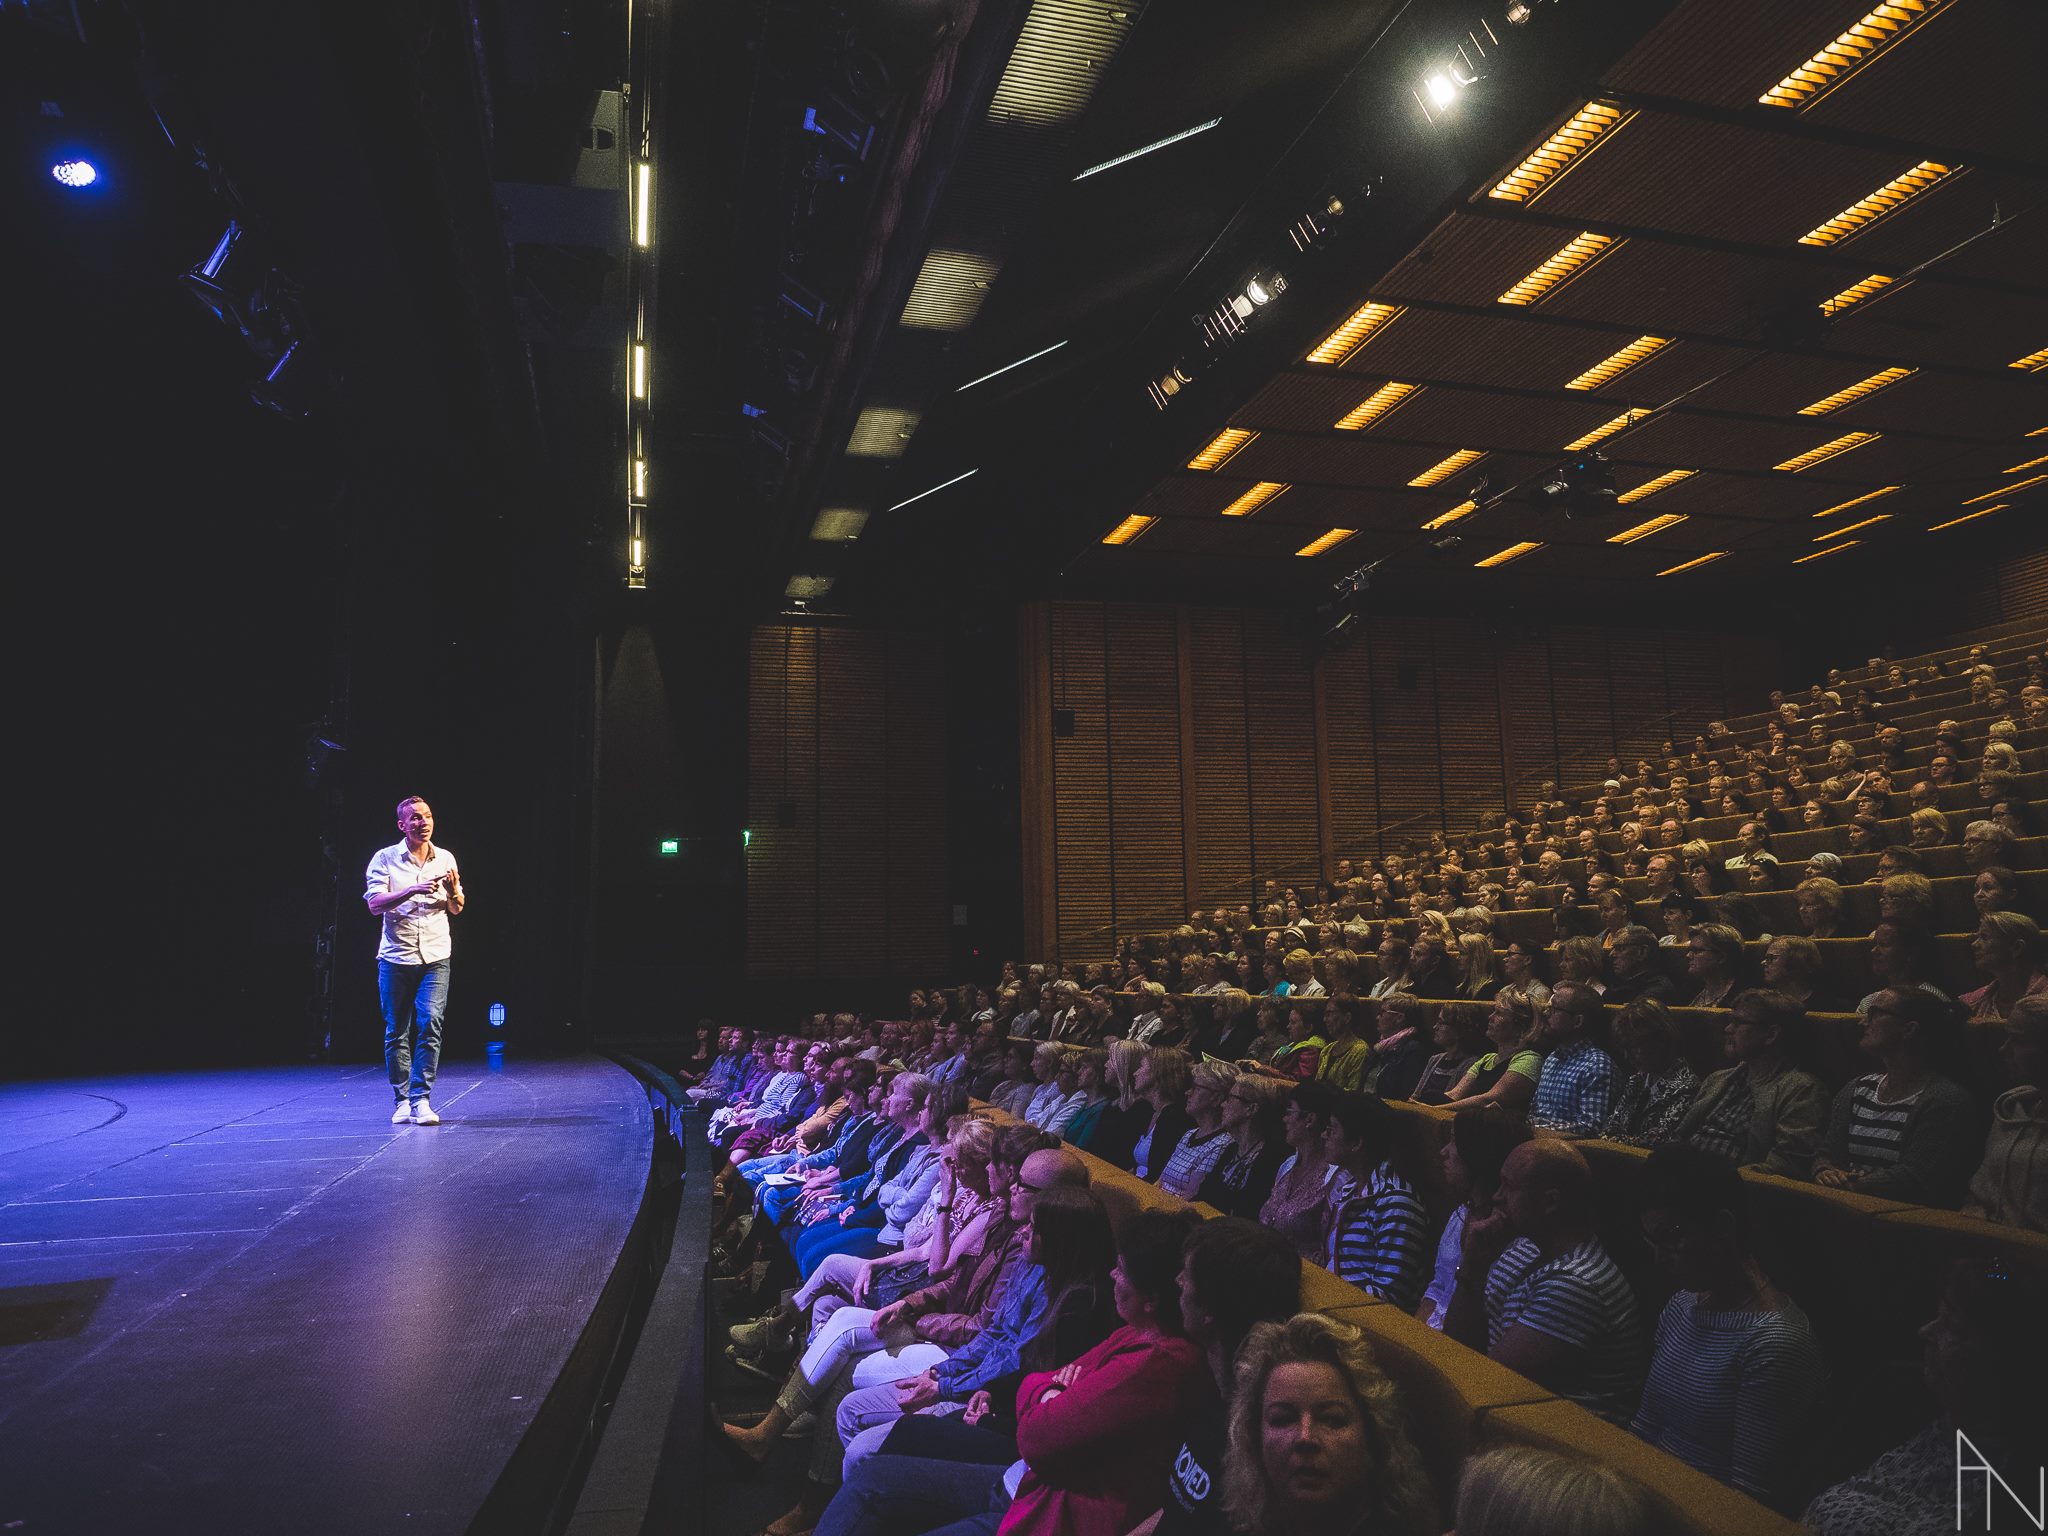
[1663,633,1726,761]
[1998,543,2048,620]
[1549,627,1618,773]
[1498,636,1558,796]
[1321,643,1380,863]
[1433,622,1505,840]
[886,632,949,973]
[747,627,819,978]
[1051,602,1114,956]
[1105,604,1186,933]
[1187,609,1253,911]
[817,630,887,977]
[1243,611,1321,888]
[1368,619,1442,851]
[1609,631,1669,762]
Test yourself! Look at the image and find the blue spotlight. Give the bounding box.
[50,158,99,188]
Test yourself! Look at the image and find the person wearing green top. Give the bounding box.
[1444,989,1543,1117]
[1316,994,1375,1093]
[1271,1001,1326,1082]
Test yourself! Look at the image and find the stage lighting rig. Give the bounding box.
[1531,452,1617,519]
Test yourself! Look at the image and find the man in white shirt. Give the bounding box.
[364,796,465,1125]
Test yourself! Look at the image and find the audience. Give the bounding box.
[1157,1062,1236,1200]
[1527,984,1617,1138]
[1418,1112,1532,1332]
[1813,987,1980,1207]
[1964,994,2047,1230]
[1671,990,1827,1178]
[1320,1091,1430,1311]
[1258,1081,1346,1262]
[1601,999,1698,1148]
[1199,1074,1289,1218]
[1452,1447,1659,1536]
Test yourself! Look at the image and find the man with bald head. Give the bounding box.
[1442,1138,1644,1424]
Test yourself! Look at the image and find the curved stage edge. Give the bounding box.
[0,1055,675,1536]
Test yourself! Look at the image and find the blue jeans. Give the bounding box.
[812,1452,1007,1536]
[379,959,449,1103]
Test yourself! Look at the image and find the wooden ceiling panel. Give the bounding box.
[1825,280,2048,370]
[1936,212,2048,292]
[1366,387,1620,455]
[1371,213,1589,309]
[1535,236,1824,338]
[1600,0,1869,111]
[1824,170,2048,277]
[1826,369,2048,441]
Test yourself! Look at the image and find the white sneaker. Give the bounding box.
[411,1100,441,1126]
[393,1101,414,1124]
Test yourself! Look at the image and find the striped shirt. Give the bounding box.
[1156,1127,1232,1200]
[1841,1073,1921,1174]
[1486,1236,1644,1424]
[1529,1038,1617,1136]
[1326,1163,1431,1312]
[1632,1292,1827,1507]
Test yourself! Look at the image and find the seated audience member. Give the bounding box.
[1877,872,1937,934]
[1021,1044,1069,1127]
[1419,1112,1532,1331]
[1683,923,1747,1008]
[1444,989,1543,1118]
[1962,819,2019,873]
[1277,948,1323,999]
[988,1043,1040,1120]
[1553,935,1606,996]
[1124,1047,1194,1182]
[1128,981,1174,1043]
[1673,990,1827,1178]
[1074,1040,1150,1163]
[1630,1146,1826,1509]
[1269,1002,1325,1082]
[1407,1001,1484,1105]
[1259,1081,1347,1261]
[1973,865,2023,919]
[1405,930,1456,998]
[1501,939,1552,1007]
[685,1026,750,1106]
[1604,925,1677,1005]
[1222,1314,1437,1536]
[1906,806,1950,848]
[1043,1050,1102,1140]
[1659,888,1703,950]
[1199,1073,1290,1218]
[1602,999,1699,1148]
[1321,1092,1431,1311]
[1457,930,1504,999]
[1804,1259,2048,1536]
[1528,984,1618,1138]
[1157,1062,1237,1198]
[1452,1447,1656,1536]
[1367,935,1412,999]
[1759,933,1846,1014]
[1312,994,1373,1092]
[779,1072,940,1276]
[1858,919,1952,1014]
[1360,994,1431,1100]
[1966,994,2048,1231]
[1442,1139,1645,1424]
[1814,987,1980,1207]
[1961,911,2048,1024]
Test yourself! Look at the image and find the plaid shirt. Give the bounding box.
[1530,1038,1617,1136]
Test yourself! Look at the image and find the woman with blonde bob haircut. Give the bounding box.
[1223,1313,1436,1536]
[1452,1445,1660,1536]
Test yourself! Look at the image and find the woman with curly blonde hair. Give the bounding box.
[1223,1313,1436,1536]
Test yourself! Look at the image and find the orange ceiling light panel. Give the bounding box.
[1817,513,1892,540]
[1488,101,1636,203]
[2006,454,2048,473]
[1563,409,1648,452]
[1657,551,1729,576]
[1930,505,2007,531]
[1497,232,1621,306]
[1563,335,1669,391]
[1812,485,1900,518]
[1616,469,1695,504]
[1474,540,1543,568]
[1773,431,1881,472]
[1798,161,1960,246]
[1306,301,1404,365]
[1794,541,1861,563]
[2009,347,2048,372]
[1187,427,1258,470]
[1797,366,1915,415]
[1607,513,1688,544]
[1760,0,1956,110]
[1408,449,1486,488]
[1819,274,1894,317]
[1218,481,1289,517]
[1101,514,1157,545]
[1333,381,1420,431]
[1295,528,1358,557]
[1967,475,2046,503]
[1421,500,1477,531]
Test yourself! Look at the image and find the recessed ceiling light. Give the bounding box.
[1562,410,1648,452]
[1607,513,1688,544]
[1563,336,1669,391]
[1408,449,1486,488]
[900,249,1001,330]
[1616,469,1695,504]
[1817,513,1891,540]
[1819,274,1893,317]
[1474,540,1543,568]
[1187,428,1257,470]
[1101,514,1157,545]
[1773,431,1880,472]
[1421,501,1477,531]
[785,573,835,599]
[1812,486,1900,518]
[811,507,869,542]
[1218,481,1289,517]
[1793,541,1860,563]
[1333,382,1420,431]
[848,406,921,458]
[1929,505,2007,531]
[1759,0,1957,110]
[1797,366,1915,415]
[1497,232,1621,306]
[1798,161,1960,246]
[2009,346,2048,372]
[1306,302,1404,366]
[1489,101,1635,203]
[1965,475,2045,503]
[2005,454,2048,473]
[1295,528,1358,557]
[1656,551,1729,576]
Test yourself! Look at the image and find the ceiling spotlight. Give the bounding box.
[1426,75,1457,109]
[1245,273,1285,306]
[50,158,98,187]
[1504,0,1533,22]
[1531,452,1617,519]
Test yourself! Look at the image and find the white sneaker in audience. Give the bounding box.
[412,1100,441,1126]
[392,1101,413,1124]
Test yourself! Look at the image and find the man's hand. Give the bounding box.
[961,1390,993,1427]
[1814,1166,1856,1189]
[894,1370,940,1411]
[870,1300,908,1333]
[1460,1207,1516,1269]
[849,1263,874,1304]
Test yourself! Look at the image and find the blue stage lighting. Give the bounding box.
[50,158,98,188]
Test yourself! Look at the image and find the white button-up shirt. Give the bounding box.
[365,840,459,964]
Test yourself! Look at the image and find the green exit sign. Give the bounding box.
[658,838,680,856]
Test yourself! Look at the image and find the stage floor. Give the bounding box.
[0,1056,653,1535]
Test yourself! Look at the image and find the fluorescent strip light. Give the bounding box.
[1563,409,1648,452]
[811,507,869,542]
[1408,449,1485,488]
[1306,302,1405,366]
[1219,481,1289,517]
[1794,541,1860,563]
[2010,347,2048,372]
[1965,474,2047,502]
[1616,469,1695,504]
[1334,382,1419,431]
[899,248,1002,331]
[887,468,980,511]
[1489,102,1635,203]
[1422,501,1477,531]
[2004,453,2048,473]
[1797,366,1914,415]
[956,340,1068,392]
[635,161,653,248]
[1812,485,1900,519]
[631,538,644,568]
[1475,540,1543,568]
[1819,274,1893,317]
[1657,551,1729,576]
[1497,232,1620,306]
[1073,117,1223,181]
[632,342,648,400]
[632,458,648,500]
[1187,428,1258,471]
[1564,335,1669,391]
[1607,513,1688,544]
[1930,505,2007,531]
[1760,0,1956,110]
[1295,528,1358,557]
[1102,514,1157,546]
[1818,513,1891,539]
[1773,431,1880,472]
[1798,161,1959,247]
